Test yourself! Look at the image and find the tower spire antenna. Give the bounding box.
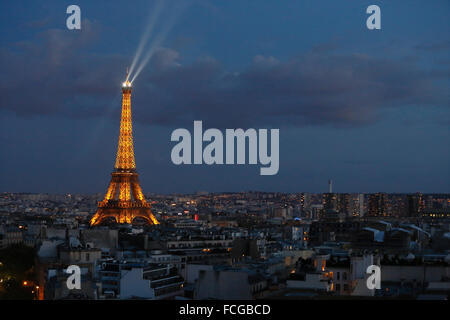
[122,68,132,88]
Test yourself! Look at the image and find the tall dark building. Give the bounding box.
[368,193,388,217]
[407,193,424,217]
[300,192,311,214]
[337,193,351,216]
[323,193,338,212]
[323,193,350,215]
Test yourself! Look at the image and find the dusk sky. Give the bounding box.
[0,0,449,194]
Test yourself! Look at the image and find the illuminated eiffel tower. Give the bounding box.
[90,73,159,226]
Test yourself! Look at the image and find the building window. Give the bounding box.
[343,272,347,280]
[336,284,340,291]
[336,272,340,280]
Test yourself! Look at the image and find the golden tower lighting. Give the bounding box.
[90,74,159,226]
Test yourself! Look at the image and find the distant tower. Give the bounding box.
[90,74,159,226]
[328,179,333,193]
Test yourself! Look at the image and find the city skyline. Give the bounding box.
[1,189,448,301]
[0,0,449,194]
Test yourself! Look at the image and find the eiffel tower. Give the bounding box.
[90,73,159,226]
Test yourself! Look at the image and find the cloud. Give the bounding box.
[414,40,450,52]
[25,17,52,29]
[132,48,449,128]
[1,26,448,129]
[0,20,126,118]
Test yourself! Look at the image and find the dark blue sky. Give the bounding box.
[0,0,449,194]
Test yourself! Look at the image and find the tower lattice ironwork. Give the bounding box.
[90,76,159,226]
